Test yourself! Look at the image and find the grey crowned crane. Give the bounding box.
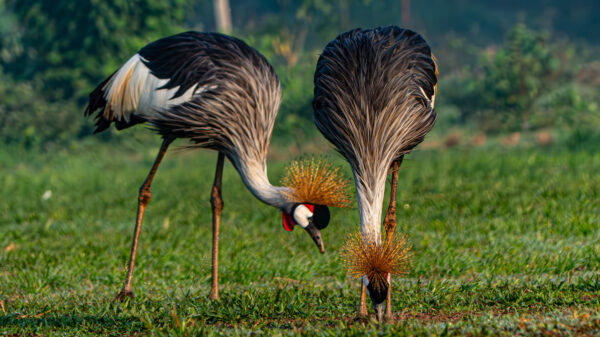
[312,26,438,322]
[85,31,350,301]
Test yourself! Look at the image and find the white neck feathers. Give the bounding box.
[232,157,293,213]
[354,169,388,241]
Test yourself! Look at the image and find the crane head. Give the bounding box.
[282,203,330,253]
[364,273,390,323]
[341,231,412,322]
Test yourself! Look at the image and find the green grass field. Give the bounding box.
[1,138,599,336]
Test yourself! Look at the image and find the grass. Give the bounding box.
[1,137,599,336]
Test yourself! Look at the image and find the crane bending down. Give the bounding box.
[85,31,342,301]
[313,26,438,321]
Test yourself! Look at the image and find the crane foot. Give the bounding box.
[354,304,368,321]
[384,309,394,322]
[114,288,134,302]
[208,288,219,301]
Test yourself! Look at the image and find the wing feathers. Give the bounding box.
[100,53,198,123]
[103,54,139,121]
[85,31,282,172]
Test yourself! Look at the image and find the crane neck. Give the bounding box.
[353,165,389,242]
[230,155,295,214]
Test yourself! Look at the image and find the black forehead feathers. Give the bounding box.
[312,204,330,229]
[367,278,389,304]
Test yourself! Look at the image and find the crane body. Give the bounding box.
[85,31,336,301]
[313,26,438,321]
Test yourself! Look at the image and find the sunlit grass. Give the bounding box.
[1,140,599,336]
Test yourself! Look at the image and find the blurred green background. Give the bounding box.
[1,0,599,150]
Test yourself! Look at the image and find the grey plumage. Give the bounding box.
[87,32,280,180]
[147,33,282,175]
[313,26,438,236]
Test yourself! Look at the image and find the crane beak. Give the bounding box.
[374,302,385,324]
[303,222,325,253]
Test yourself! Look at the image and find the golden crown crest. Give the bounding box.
[280,157,352,208]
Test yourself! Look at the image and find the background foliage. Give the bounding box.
[1,0,599,147]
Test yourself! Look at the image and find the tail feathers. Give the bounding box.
[84,70,144,134]
[85,71,115,134]
[84,73,113,118]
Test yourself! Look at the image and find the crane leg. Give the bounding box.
[383,156,402,321]
[209,152,225,301]
[355,282,368,319]
[115,137,173,302]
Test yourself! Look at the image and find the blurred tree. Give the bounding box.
[481,24,559,131]
[445,24,562,133]
[0,1,22,65]
[214,0,231,33]
[481,25,557,130]
[401,0,410,26]
[3,0,193,102]
[0,70,80,147]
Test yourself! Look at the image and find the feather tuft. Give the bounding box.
[341,230,412,291]
[280,157,352,208]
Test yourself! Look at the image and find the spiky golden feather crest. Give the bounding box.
[280,157,352,208]
[341,230,411,291]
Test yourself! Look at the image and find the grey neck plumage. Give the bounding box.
[229,156,295,214]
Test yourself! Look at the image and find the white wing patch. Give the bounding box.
[102,54,197,122]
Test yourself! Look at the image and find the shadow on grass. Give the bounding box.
[0,314,145,334]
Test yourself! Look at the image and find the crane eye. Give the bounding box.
[311,205,330,229]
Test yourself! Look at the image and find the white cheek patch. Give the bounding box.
[292,204,313,228]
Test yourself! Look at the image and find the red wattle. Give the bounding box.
[282,212,295,231]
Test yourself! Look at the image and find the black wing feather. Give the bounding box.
[138,31,249,99]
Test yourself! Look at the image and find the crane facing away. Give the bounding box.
[85,31,347,301]
[313,26,438,322]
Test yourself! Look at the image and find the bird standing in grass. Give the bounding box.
[85,31,350,301]
[313,26,438,322]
